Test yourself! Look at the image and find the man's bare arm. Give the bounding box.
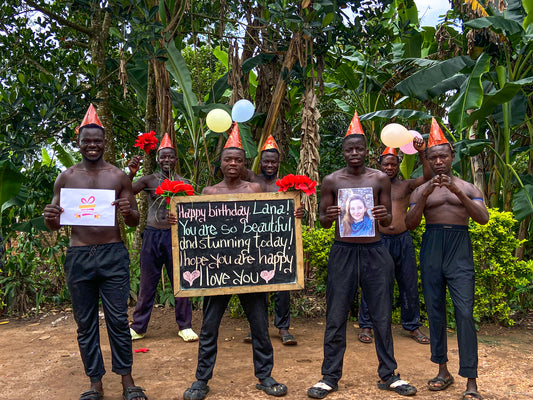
[405,183,431,230]
[116,173,140,227]
[43,174,65,231]
[318,175,339,229]
[374,174,392,227]
[408,137,432,191]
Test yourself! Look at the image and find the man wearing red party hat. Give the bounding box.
[406,118,488,400]
[358,141,431,345]
[127,133,198,343]
[308,112,417,398]
[182,127,288,400]
[44,104,148,400]
[241,134,298,345]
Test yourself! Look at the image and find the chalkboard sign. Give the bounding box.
[171,191,304,296]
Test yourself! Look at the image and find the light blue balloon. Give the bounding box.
[231,99,255,123]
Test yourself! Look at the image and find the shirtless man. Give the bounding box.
[243,134,297,345]
[127,133,197,343]
[307,115,417,399]
[358,140,431,345]
[43,105,147,400]
[405,119,489,400]
[183,132,288,400]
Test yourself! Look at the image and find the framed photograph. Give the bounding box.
[338,187,375,237]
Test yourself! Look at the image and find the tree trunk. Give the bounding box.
[514,216,530,260]
[253,32,302,172]
[297,83,321,228]
[469,126,486,201]
[132,61,158,255]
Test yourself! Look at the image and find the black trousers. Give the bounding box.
[273,290,290,330]
[65,242,132,382]
[321,241,397,387]
[195,292,273,382]
[420,224,478,378]
[130,227,192,334]
[359,231,422,331]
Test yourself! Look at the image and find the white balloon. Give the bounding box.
[380,123,413,148]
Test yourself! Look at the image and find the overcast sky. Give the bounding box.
[415,0,451,27]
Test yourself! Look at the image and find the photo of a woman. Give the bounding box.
[340,193,374,237]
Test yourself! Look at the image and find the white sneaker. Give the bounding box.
[178,328,199,342]
[130,327,145,340]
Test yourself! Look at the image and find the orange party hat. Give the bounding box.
[80,104,103,128]
[261,135,279,152]
[158,132,174,151]
[428,118,449,147]
[224,123,244,149]
[381,147,398,156]
[345,111,365,136]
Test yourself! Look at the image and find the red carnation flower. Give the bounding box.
[155,179,194,209]
[134,131,159,155]
[276,174,317,196]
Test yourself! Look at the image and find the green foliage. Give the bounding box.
[470,208,533,326]
[0,230,68,316]
[302,224,335,294]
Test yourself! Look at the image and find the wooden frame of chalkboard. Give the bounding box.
[171,191,304,296]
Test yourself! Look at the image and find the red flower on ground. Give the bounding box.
[155,179,194,208]
[276,174,317,196]
[134,131,159,154]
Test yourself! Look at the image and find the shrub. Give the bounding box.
[301,224,335,294]
[470,209,533,326]
[0,230,68,316]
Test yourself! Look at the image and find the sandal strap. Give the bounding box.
[123,386,147,400]
[390,379,410,388]
[312,382,333,391]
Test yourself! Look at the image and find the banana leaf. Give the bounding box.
[513,184,533,220]
[448,53,490,137]
[395,56,474,101]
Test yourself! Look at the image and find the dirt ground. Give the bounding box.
[1,307,532,400]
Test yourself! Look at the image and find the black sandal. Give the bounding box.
[183,381,210,400]
[79,390,103,400]
[256,377,288,397]
[377,374,417,396]
[427,374,454,391]
[122,386,147,400]
[307,381,337,399]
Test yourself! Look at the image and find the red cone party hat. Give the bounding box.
[76,104,103,134]
[345,111,365,136]
[80,104,103,128]
[158,132,174,151]
[381,147,398,157]
[428,118,449,147]
[261,135,279,152]
[224,123,244,149]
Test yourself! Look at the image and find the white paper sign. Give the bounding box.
[60,188,116,226]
